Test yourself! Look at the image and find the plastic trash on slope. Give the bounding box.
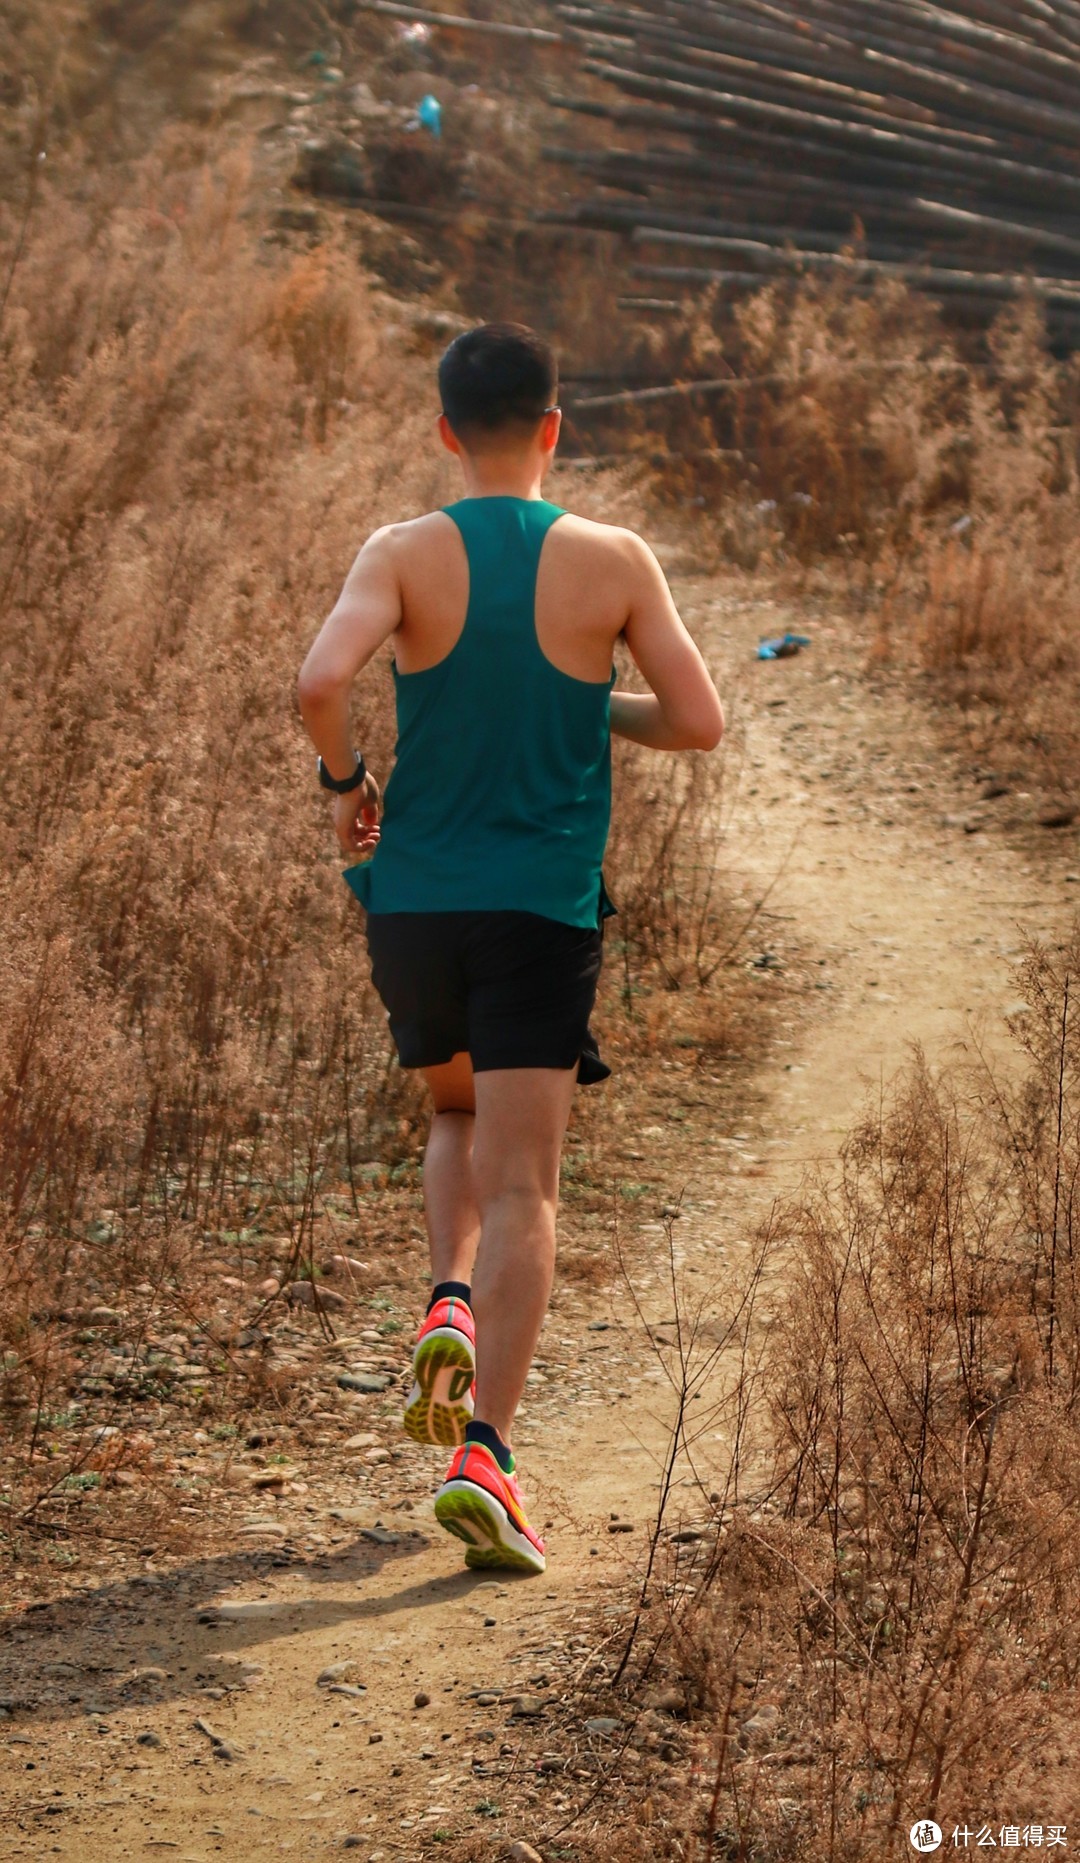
[417,94,442,137]
[757,632,812,661]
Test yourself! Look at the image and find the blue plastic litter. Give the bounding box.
[757,632,811,660]
[417,94,442,137]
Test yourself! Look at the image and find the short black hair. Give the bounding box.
[438,322,557,437]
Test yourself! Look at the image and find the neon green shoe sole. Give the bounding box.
[403,1331,475,1447]
[434,1481,546,1575]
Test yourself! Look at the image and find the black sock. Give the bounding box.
[427,1279,472,1315]
[465,1420,514,1474]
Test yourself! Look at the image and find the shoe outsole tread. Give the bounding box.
[402,1331,475,1447]
[433,1482,545,1575]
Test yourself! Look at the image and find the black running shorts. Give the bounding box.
[365,910,610,1085]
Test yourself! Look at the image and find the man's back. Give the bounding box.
[388,505,654,685]
[345,494,617,930]
[327,494,722,767]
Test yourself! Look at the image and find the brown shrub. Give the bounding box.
[580,275,1080,791]
[594,933,1080,1860]
[0,138,441,1504]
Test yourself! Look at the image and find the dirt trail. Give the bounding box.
[4,579,1078,1862]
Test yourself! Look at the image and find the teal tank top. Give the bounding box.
[344,496,614,930]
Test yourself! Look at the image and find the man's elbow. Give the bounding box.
[686,698,725,752]
[297,659,344,714]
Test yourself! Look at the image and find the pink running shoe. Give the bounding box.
[434,1440,546,1575]
[402,1295,476,1447]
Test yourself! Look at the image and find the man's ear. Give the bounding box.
[541,407,562,453]
[438,414,463,457]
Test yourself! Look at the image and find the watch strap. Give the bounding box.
[317,753,367,794]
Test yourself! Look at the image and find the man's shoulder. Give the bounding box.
[370,507,654,582]
[552,511,652,561]
[549,513,657,592]
[359,511,461,582]
[375,510,459,551]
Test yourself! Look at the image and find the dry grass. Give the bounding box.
[563,932,1080,1861]
[0,131,737,1543]
[573,272,1080,796]
[0,134,433,1528]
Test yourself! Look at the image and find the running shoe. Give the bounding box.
[402,1294,476,1447]
[434,1440,546,1575]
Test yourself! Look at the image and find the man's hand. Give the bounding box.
[332,772,381,857]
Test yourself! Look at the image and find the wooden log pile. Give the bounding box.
[544,0,1080,343]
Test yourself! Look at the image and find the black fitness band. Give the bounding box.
[317,753,367,794]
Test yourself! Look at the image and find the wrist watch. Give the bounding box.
[317,752,367,794]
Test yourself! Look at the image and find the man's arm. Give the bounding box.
[611,534,724,751]
[297,527,402,854]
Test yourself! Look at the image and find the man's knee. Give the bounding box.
[472,1150,558,1217]
[471,1071,574,1200]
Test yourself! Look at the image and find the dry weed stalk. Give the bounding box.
[607,738,733,999]
[584,933,1080,1861]
[547,931,1080,1863]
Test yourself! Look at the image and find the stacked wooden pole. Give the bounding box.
[544,0,1080,343]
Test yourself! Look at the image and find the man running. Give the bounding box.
[298,323,723,1574]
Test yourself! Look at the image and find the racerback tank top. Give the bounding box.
[344,496,614,930]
